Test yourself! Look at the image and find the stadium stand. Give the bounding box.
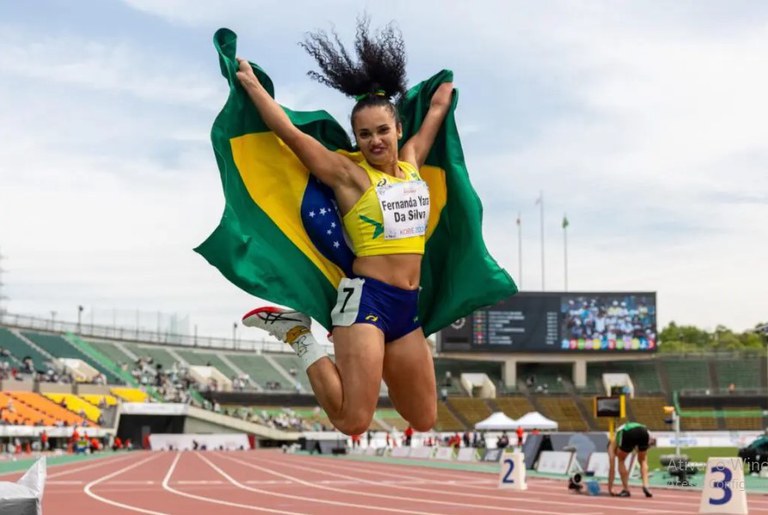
[579,395,612,431]
[584,361,662,394]
[493,396,535,419]
[0,327,50,371]
[129,344,178,369]
[435,402,464,431]
[270,354,312,391]
[664,359,711,393]
[43,393,102,423]
[680,406,720,431]
[80,394,118,407]
[628,396,667,431]
[535,396,589,431]
[174,349,238,378]
[722,407,764,430]
[21,331,120,383]
[716,359,762,391]
[7,317,768,441]
[87,340,135,369]
[434,358,503,395]
[0,391,50,425]
[518,364,571,393]
[111,387,149,402]
[447,398,492,427]
[7,392,91,427]
[233,354,289,391]
[619,361,663,392]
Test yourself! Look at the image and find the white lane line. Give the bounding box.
[161,451,307,515]
[243,457,620,515]
[290,455,711,514]
[45,453,139,479]
[328,458,712,510]
[308,453,759,506]
[216,452,572,515]
[196,451,441,515]
[83,454,168,515]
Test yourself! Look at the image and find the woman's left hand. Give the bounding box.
[431,82,454,108]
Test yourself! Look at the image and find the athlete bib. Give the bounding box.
[376,180,430,240]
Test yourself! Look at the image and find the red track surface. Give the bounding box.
[2,450,767,514]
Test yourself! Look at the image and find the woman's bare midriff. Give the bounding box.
[352,254,422,290]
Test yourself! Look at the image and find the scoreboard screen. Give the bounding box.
[439,291,657,353]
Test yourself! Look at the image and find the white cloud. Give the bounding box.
[1,1,767,340]
[0,24,222,107]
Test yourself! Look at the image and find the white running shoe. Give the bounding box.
[242,306,311,343]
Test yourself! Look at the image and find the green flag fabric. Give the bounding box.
[195,28,517,336]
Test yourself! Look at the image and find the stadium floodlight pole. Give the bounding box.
[536,191,545,290]
[516,213,522,289]
[562,215,569,292]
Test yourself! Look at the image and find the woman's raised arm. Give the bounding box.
[399,82,454,169]
[236,58,357,188]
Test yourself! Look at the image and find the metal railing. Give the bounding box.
[0,312,333,354]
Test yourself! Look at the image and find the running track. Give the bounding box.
[2,450,767,514]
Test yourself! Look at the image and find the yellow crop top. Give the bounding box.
[342,158,430,257]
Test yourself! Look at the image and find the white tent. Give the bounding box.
[474,411,518,431]
[515,411,558,430]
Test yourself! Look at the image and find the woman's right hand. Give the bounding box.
[235,57,259,89]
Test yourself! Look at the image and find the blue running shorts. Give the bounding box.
[330,276,420,342]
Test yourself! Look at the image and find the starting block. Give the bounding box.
[498,449,527,490]
[699,457,748,514]
[568,472,601,496]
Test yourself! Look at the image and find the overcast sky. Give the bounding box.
[1,1,766,341]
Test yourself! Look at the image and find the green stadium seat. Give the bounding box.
[21,331,120,383]
[0,328,49,370]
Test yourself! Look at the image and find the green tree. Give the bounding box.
[658,321,767,353]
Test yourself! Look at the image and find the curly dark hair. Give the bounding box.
[300,16,407,126]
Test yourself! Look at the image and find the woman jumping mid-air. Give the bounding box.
[238,19,452,436]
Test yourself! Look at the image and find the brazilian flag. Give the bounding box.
[195,28,517,335]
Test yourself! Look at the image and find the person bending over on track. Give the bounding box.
[237,19,452,436]
[608,421,654,498]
